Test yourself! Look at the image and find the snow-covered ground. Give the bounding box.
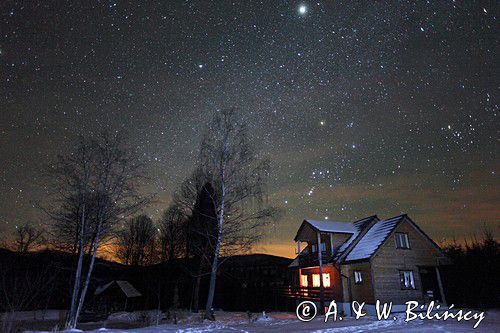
[16,309,500,332]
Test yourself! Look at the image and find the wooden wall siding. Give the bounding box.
[341,262,375,304]
[325,233,352,254]
[371,219,446,304]
[297,223,317,242]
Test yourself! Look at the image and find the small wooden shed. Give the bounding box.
[94,280,142,313]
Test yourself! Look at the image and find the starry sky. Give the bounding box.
[0,1,498,258]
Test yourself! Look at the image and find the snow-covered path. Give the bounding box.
[25,310,498,333]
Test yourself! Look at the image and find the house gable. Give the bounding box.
[370,218,448,303]
[371,217,447,265]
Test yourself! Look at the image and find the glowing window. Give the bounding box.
[312,274,320,287]
[322,273,331,287]
[300,274,308,287]
[312,273,330,287]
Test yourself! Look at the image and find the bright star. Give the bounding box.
[298,4,307,15]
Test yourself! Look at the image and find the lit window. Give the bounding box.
[395,233,410,249]
[322,273,331,287]
[311,273,330,287]
[354,271,362,284]
[400,271,415,289]
[312,274,320,287]
[300,274,308,287]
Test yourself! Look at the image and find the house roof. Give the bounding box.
[334,215,379,260]
[95,280,142,298]
[294,219,357,241]
[289,216,377,267]
[305,220,357,233]
[290,213,445,268]
[343,215,405,262]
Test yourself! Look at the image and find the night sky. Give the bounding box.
[0,1,498,258]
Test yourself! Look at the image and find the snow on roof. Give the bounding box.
[305,220,357,233]
[117,280,142,298]
[334,232,358,260]
[334,216,378,260]
[95,280,142,298]
[344,215,404,262]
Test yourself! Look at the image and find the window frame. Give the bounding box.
[312,274,320,287]
[311,273,331,288]
[322,273,331,287]
[300,274,308,288]
[395,232,410,249]
[354,270,363,284]
[399,270,416,290]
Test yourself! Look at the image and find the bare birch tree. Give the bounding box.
[198,108,278,320]
[43,131,151,329]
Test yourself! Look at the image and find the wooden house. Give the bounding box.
[286,214,450,315]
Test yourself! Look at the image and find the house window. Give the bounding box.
[300,275,308,287]
[311,273,330,287]
[354,271,363,284]
[395,232,410,249]
[320,242,326,252]
[312,274,320,287]
[400,271,416,289]
[322,273,331,287]
[311,244,317,253]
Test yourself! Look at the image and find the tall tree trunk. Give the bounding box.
[204,162,225,320]
[72,219,102,327]
[67,204,86,329]
[192,258,204,312]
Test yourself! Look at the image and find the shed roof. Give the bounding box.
[95,280,142,298]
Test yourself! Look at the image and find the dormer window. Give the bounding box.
[395,232,410,249]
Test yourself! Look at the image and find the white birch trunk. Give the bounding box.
[67,204,86,328]
[73,218,102,326]
[204,148,226,320]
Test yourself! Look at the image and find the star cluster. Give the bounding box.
[0,1,497,257]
